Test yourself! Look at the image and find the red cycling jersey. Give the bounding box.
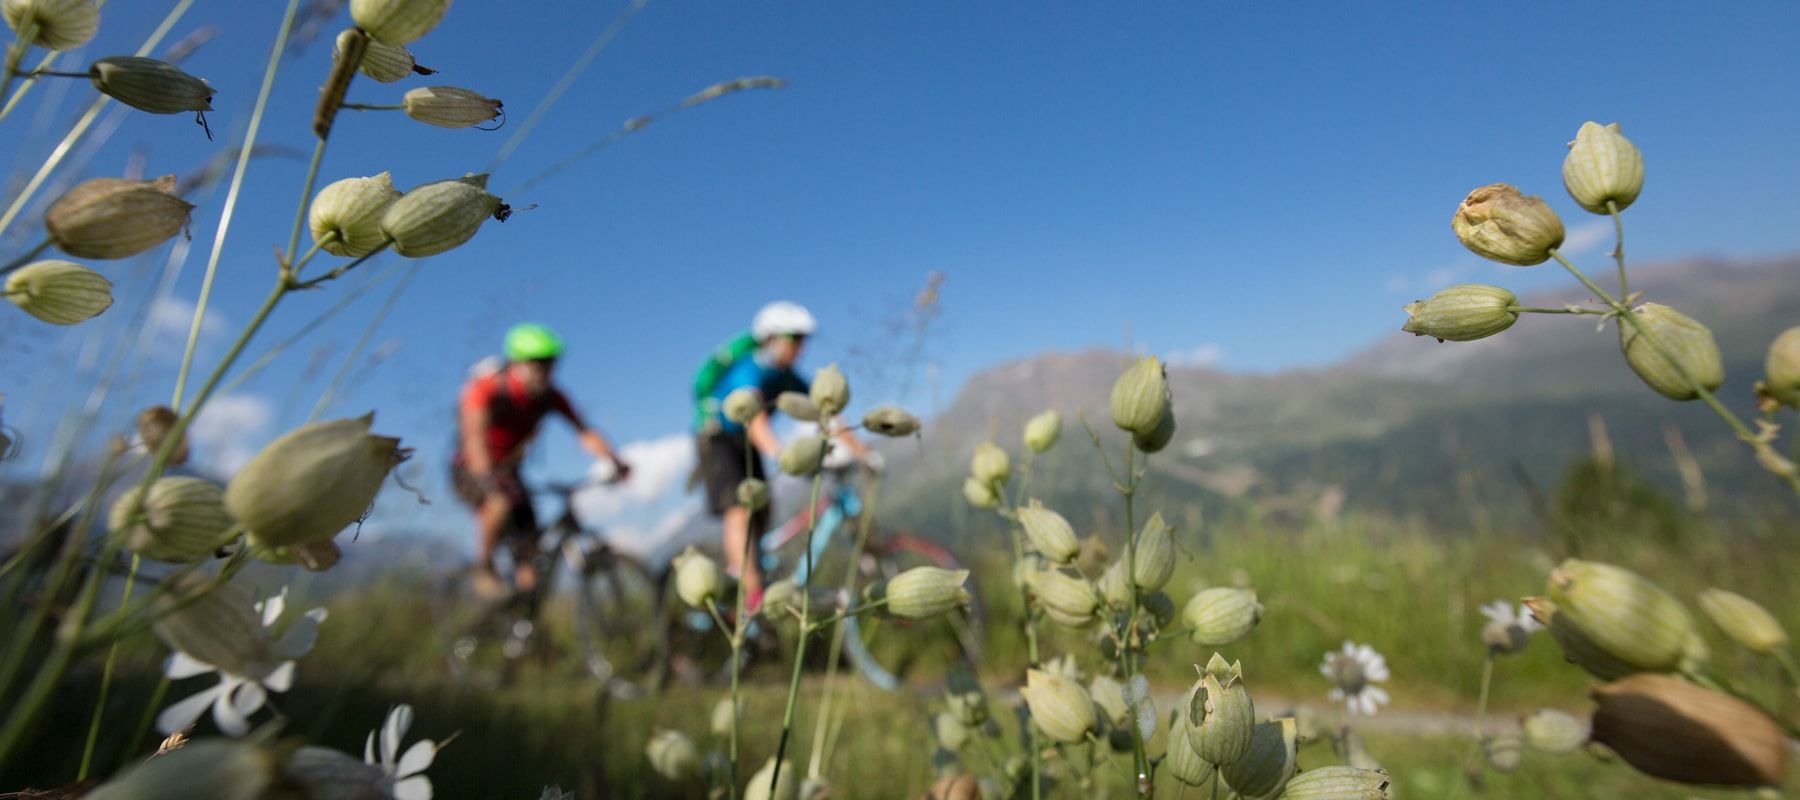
[457,368,579,466]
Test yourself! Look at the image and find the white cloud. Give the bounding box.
[1561,220,1612,256]
[147,296,228,360]
[1167,343,1225,368]
[573,433,697,518]
[187,393,274,475]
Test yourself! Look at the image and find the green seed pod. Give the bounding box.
[85,739,277,800]
[809,363,850,417]
[861,406,919,437]
[1402,284,1520,342]
[1132,404,1177,453]
[335,27,425,82]
[1761,326,1800,407]
[1221,718,1299,800]
[736,478,769,512]
[87,56,214,114]
[645,730,700,782]
[961,476,998,510]
[777,435,827,476]
[775,391,820,423]
[1023,409,1061,453]
[1619,303,1724,401]
[1187,654,1255,766]
[744,757,798,800]
[402,85,501,129]
[1131,512,1175,590]
[885,566,969,620]
[932,711,971,751]
[759,578,802,620]
[672,546,722,609]
[1590,673,1788,787]
[1110,356,1168,435]
[1522,596,1640,681]
[151,573,277,677]
[1521,708,1588,755]
[1088,674,1129,729]
[1548,559,1701,674]
[283,746,389,799]
[1562,121,1644,214]
[45,175,194,260]
[1281,766,1391,799]
[1696,588,1788,655]
[5,259,111,324]
[722,386,762,425]
[109,477,236,563]
[309,172,402,257]
[1016,500,1079,564]
[1096,559,1132,610]
[1140,590,1176,629]
[1483,733,1524,774]
[3,0,98,51]
[1451,183,1566,266]
[248,539,341,572]
[1182,587,1263,647]
[350,0,450,45]
[710,697,736,737]
[1165,691,1219,786]
[1020,669,1096,744]
[380,173,507,257]
[970,441,1010,486]
[225,414,400,549]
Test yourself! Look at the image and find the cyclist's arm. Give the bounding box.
[747,410,782,459]
[830,422,870,459]
[458,397,492,477]
[557,392,630,474]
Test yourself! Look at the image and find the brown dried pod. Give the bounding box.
[1589,673,1787,787]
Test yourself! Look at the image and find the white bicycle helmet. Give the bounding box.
[751,301,817,341]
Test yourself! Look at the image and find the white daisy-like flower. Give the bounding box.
[1479,599,1542,655]
[1320,640,1391,716]
[156,587,326,737]
[365,704,436,800]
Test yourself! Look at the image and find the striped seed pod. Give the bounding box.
[862,406,920,437]
[1133,404,1176,453]
[402,85,502,129]
[1402,284,1520,342]
[1282,766,1391,799]
[776,391,820,422]
[88,56,214,114]
[1016,501,1078,564]
[1547,559,1703,673]
[1034,568,1100,629]
[1590,673,1788,786]
[1452,183,1565,267]
[1221,718,1299,800]
[335,27,428,83]
[45,175,193,259]
[1521,708,1588,755]
[1019,669,1095,744]
[379,173,507,257]
[884,566,969,620]
[1097,559,1132,610]
[1619,304,1724,401]
[970,441,1010,486]
[5,259,111,324]
[1761,326,1800,407]
[961,476,997,510]
[349,0,450,46]
[1110,356,1168,435]
[1522,596,1640,681]
[645,730,700,782]
[1696,588,1788,655]
[2,0,98,50]
[809,363,850,417]
[1023,409,1061,453]
[1186,654,1255,766]
[151,573,277,677]
[309,172,402,257]
[778,435,826,476]
[1132,511,1175,590]
[1563,121,1644,214]
[1164,697,1218,787]
[86,739,277,800]
[1183,587,1263,647]
[225,414,400,549]
[109,476,236,563]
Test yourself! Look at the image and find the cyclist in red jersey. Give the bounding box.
[452,323,630,598]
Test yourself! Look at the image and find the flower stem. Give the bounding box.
[76,554,141,780]
[1446,654,1494,800]
[767,463,827,795]
[284,139,330,266]
[340,102,405,111]
[1120,439,1150,796]
[1550,250,1800,500]
[0,238,51,276]
[0,21,38,118]
[995,482,1042,800]
[807,473,882,781]
[1774,650,1800,690]
[19,68,87,79]
[1608,200,1628,298]
[1507,305,1605,315]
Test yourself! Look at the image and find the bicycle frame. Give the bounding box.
[757,470,863,588]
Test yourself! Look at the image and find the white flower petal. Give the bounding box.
[275,609,327,659]
[1515,605,1543,632]
[263,660,296,693]
[394,775,433,800]
[365,731,378,764]
[397,739,436,777]
[213,683,256,737]
[258,588,288,628]
[1366,686,1390,707]
[166,651,217,679]
[1480,600,1511,624]
[157,683,223,735]
[382,705,414,765]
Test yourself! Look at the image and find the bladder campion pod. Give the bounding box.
[1133,404,1177,453]
[1618,303,1724,401]
[1165,696,1218,786]
[1521,708,1588,755]
[1761,326,1800,407]
[672,546,722,609]
[5,260,111,324]
[225,414,400,549]
[1221,718,1299,800]
[884,566,970,620]
[1186,654,1255,766]
[961,476,998,509]
[1110,356,1168,435]
[1023,409,1061,453]
[309,172,403,257]
[1589,673,1788,786]
[861,406,920,436]
[1182,587,1263,646]
[1546,559,1703,673]
[1562,121,1644,214]
[84,740,278,800]
[778,435,827,476]
[1451,183,1565,266]
[45,175,194,259]
[809,363,850,417]
[380,173,508,257]
[1016,500,1079,564]
[1696,588,1788,655]
[970,441,1010,486]
[1522,596,1639,681]
[87,56,215,114]
[150,573,275,677]
[349,0,450,46]
[1019,669,1095,744]
[2,0,99,50]
[1280,766,1391,799]
[736,478,769,512]
[335,28,427,82]
[1033,569,1101,628]
[645,730,700,782]
[1402,284,1520,342]
[402,86,502,129]
[744,757,797,800]
[1132,511,1175,590]
[109,477,236,563]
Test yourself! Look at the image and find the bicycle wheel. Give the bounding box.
[842,532,986,691]
[431,567,537,688]
[573,544,670,697]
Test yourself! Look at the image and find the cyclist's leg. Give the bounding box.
[700,431,765,603]
[493,468,539,592]
[453,461,510,598]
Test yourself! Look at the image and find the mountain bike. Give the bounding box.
[433,477,668,697]
[681,463,986,690]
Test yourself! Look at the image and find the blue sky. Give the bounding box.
[4,1,1798,550]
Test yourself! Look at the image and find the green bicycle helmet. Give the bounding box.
[504,323,564,361]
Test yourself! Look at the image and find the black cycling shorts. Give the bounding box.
[697,431,769,528]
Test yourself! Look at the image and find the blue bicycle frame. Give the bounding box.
[758,479,863,588]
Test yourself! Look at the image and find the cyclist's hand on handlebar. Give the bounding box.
[608,457,632,483]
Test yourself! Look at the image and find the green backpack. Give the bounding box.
[692,331,759,429]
